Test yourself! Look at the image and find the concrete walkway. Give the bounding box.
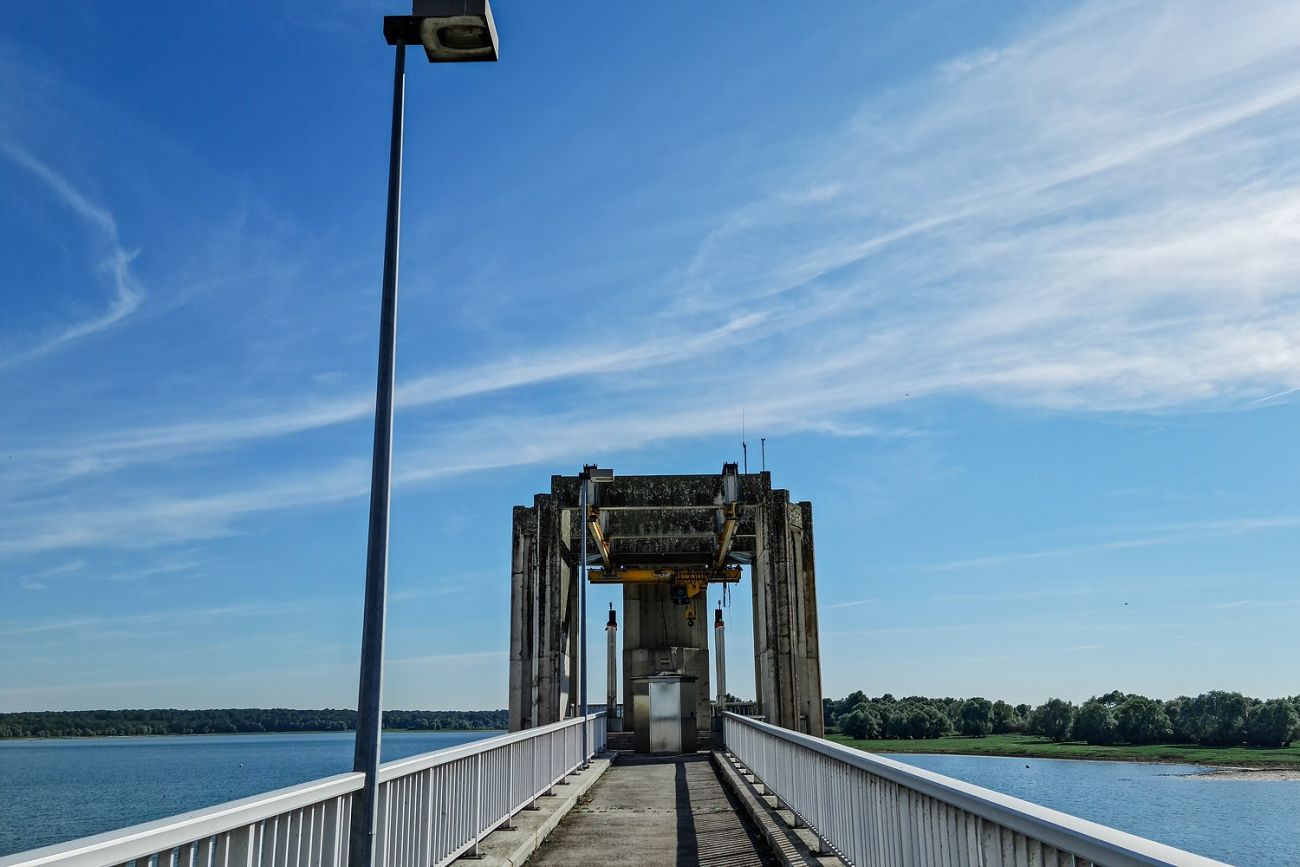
[527,754,776,867]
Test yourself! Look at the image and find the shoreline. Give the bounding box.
[873,748,1300,771]
[832,736,1300,772]
[1187,767,1300,781]
[0,728,507,742]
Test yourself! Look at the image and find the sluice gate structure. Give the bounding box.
[508,465,823,746]
[2,466,1229,867]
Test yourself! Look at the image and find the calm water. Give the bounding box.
[2,736,1297,864]
[880,752,1299,866]
[0,731,494,856]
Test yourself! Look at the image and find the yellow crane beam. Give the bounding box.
[586,506,612,570]
[588,566,741,584]
[714,502,739,569]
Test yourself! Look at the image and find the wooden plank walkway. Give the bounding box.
[527,754,777,867]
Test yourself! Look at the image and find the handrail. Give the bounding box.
[0,774,364,867]
[2,713,606,867]
[722,713,1226,867]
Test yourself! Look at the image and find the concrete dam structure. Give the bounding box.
[508,464,825,746]
[4,465,1227,867]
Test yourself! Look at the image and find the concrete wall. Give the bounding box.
[753,493,824,736]
[622,582,711,739]
[509,496,577,731]
[510,470,823,740]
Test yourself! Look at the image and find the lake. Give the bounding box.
[0,731,493,856]
[880,752,1299,866]
[1,734,1296,864]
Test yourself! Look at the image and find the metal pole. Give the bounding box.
[579,472,589,766]
[349,40,405,867]
[714,605,727,707]
[606,605,617,727]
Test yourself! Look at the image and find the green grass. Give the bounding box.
[827,732,1300,768]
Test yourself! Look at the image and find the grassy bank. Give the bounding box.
[828,732,1300,769]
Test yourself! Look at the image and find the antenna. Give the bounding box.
[761,437,766,472]
[742,408,748,474]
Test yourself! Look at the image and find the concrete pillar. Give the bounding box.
[509,493,577,729]
[797,501,824,735]
[508,505,537,731]
[752,490,823,736]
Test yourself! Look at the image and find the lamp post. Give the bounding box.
[350,6,498,867]
[577,466,613,766]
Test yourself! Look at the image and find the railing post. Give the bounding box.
[470,752,483,857]
[503,742,516,831]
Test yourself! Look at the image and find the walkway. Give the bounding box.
[527,754,776,867]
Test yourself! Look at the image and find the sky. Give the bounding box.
[1,0,1298,714]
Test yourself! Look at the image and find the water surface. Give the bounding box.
[3,735,1296,865]
[881,752,1300,866]
[0,731,494,855]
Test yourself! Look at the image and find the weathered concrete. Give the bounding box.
[753,495,823,734]
[510,468,823,741]
[623,581,710,740]
[452,758,610,867]
[526,755,776,867]
[712,752,845,867]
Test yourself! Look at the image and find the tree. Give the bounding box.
[911,705,951,739]
[841,705,883,740]
[1031,699,1075,742]
[1186,691,1249,746]
[1072,699,1118,745]
[1165,698,1195,742]
[1246,699,1299,748]
[1116,696,1172,745]
[959,697,994,737]
[884,704,915,738]
[991,700,1023,734]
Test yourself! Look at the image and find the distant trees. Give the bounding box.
[1071,700,1118,745]
[841,704,883,740]
[823,689,1300,751]
[0,708,508,739]
[958,698,993,737]
[990,701,1024,734]
[1184,692,1251,747]
[1115,696,1172,745]
[1030,699,1075,742]
[1247,699,1299,748]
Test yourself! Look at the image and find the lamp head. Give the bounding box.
[384,0,498,63]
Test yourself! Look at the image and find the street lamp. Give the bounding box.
[350,5,498,867]
[577,466,613,767]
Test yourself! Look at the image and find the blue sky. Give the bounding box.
[2,1,1298,713]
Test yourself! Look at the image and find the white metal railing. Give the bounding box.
[722,713,1226,867]
[712,701,762,718]
[1,713,605,867]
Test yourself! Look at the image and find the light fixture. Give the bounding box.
[384,0,499,63]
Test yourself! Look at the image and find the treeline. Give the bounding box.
[826,690,1300,749]
[0,708,508,739]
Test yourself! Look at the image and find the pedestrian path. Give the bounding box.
[527,754,776,867]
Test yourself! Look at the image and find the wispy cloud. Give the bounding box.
[5,0,1300,563]
[1068,645,1104,652]
[0,601,317,638]
[0,141,144,366]
[933,515,1300,570]
[826,598,878,610]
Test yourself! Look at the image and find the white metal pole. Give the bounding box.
[714,605,727,708]
[606,605,618,727]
